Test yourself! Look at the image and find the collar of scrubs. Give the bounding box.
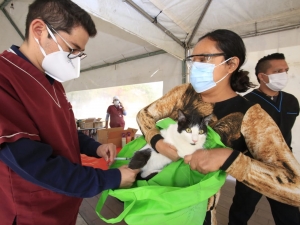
[9,45,55,85]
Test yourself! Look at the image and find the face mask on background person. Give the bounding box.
[34,26,80,82]
[114,100,120,106]
[262,72,288,91]
[189,58,232,93]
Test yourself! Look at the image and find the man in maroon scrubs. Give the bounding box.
[105,96,126,128]
[0,0,138,224]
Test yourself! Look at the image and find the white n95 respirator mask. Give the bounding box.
[34,26,80,82]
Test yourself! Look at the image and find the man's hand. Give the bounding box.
[184,148,233,174]
[155,139,180,161]
[96,143,116,166]
[118,165,140,188]
[119,101,124,109]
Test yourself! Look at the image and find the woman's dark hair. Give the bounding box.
[198,29,256,92]
[25,0,97,40]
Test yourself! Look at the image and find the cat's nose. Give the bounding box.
[192,139,197,143]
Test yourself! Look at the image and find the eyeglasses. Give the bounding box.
[186,53,225,65]
[44,21,87,60]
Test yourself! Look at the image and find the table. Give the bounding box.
[78,127,102,139]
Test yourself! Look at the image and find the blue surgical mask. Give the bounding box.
[190,58,232,93]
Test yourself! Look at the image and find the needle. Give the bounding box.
[114,157,131,160]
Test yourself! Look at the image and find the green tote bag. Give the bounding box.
[96,118,227,225]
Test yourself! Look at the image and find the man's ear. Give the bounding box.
[257,73,265,83]
[227,57,239,74]
[29,19,47,42]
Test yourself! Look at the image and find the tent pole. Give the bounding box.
[123,0,184,48]
[1,0,25,41]
[0,0,11,10]
[241,24,300,38]
[182,59,186,84]
[183,48,191,84]
[81,50,166,73]
[187,0,212,48]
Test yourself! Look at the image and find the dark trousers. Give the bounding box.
[228,181,300,225]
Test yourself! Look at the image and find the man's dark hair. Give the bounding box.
[255,53,285,82]
[25,0,97,40]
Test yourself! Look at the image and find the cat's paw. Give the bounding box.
[128,148,152,169]
[140,169,161,179]
[138,172,159,180]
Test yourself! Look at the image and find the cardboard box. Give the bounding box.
[79,118,95,129]
[93,121,105,128]
[97,127,138,147]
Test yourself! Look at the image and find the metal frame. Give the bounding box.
[1,0,300,82]
[186,0,212,48]
[1,0,25,40]
[241,24,300,39]
[81,50,166,73]
[123,0,185,48]
[0,0,11,9]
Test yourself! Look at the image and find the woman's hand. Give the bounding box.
[96,143,117,166]
[155,139,180,161]
[184,148,233,174]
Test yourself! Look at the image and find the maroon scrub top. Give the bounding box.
[107,105,125,128]
[0,50,82,224]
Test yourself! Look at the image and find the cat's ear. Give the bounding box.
[177,109,186,123]
[203,114,213,126]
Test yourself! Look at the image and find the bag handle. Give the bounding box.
[96,189,137,223]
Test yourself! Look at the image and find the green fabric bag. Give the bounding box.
[96,118,227,225]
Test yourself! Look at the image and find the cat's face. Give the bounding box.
[177,110,211,146]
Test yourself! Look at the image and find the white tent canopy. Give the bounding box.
[1,0,300,160]
[73,0,300,60]
[1,0,300,92]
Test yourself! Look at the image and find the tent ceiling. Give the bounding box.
[129,0,300,42]
[76,14,161,71]
[73,0,300,59]
[1,0,300,70]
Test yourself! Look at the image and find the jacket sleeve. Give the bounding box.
[0,138,121,198]
[78,131,101,157]
[226,104,300,206]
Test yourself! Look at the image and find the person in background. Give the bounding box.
[136,29,300,225]
[105,96,127,128]
[229,53,300,225]
[0,1,138,224]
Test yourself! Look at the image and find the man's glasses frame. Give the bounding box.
[44,21,87,60]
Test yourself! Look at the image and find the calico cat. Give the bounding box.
[128,109,212,179]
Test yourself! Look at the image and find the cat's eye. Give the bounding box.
[185,128,192,133]
[199,130,204,134]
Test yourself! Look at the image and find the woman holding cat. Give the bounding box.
[136,29,300,225]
